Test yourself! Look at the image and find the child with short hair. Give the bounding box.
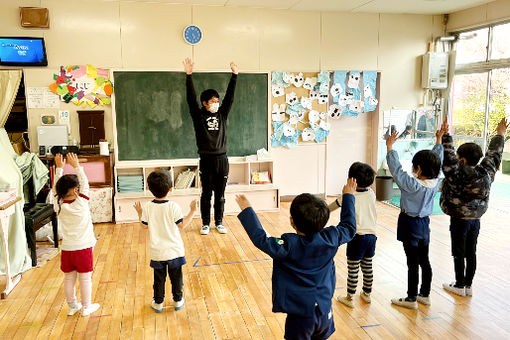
[386,126,445,309]
[53,153,100,316]
[134,170,197,312]
[329,162,377,308]
[440,118,508,296]
[235,178,357,340]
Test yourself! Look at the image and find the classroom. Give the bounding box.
[1,0,510,339]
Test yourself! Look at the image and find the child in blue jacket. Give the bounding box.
[385,125,445,309]
[235,178,357,340]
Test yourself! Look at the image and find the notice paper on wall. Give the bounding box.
[27,87,60,108]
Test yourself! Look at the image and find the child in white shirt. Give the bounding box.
[134,170,197,312]
[53,153,99,316]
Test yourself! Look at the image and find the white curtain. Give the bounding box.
[0,69,22,128]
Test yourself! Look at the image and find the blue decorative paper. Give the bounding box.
[318,70,330,84]
[363,70,378,112]
[271,70,284,85]
[347,71,361,99]
[332,70,347,103]
[286,102,306,116]
[314,128,330,143]
[271,121,301,148]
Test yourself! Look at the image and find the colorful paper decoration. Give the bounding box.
[49,65,113,108]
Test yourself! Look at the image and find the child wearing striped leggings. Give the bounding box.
[329,162,377,308]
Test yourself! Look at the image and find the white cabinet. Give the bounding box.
[114,158,279,224]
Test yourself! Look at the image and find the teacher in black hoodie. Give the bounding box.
[183,58,238,235]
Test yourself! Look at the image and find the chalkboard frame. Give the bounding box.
[111,69,271,166]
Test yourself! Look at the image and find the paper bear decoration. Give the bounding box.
[288,112,300,125]
[309,121,319,130]
[303,77,318,90]
[271,103,286,122]
[349,100,364,113]
[338,94,350,107]
[301,96,312,109]
[301,128,315,141]
[272,84,285,97]
[328,104,342,119]
[369,97,378,106]
[348,72,360,89]
[309,88,319,101]
[290,72,304,87]
[286,92,298,105]
[318,93,329,105]
[319,112,326,120]
[283,123,296,136]
[363,84,373,99]
[319,120,330,131]
[330,83,343,98]
[308,110,320,123]
[282,72,292,87]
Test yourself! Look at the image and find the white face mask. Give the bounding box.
[208,102,219,113]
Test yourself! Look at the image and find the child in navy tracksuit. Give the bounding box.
[235,178,357,340]
[385,125,445,309]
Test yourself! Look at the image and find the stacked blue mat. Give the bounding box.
[117,175,144,192]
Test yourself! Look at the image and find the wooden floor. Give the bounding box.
[1,199,510,340]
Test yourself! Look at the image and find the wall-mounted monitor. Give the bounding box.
[0,37,48,66]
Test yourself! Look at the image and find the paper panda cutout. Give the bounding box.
[309,88,319,101]
[318,93,329,105]
[330,83,343,97]
[308,110,320,123]
[328,104,342,119]
[271,103,286,122]
[303,77,318,90]
[271,84,285,97]
[301,96,312,110]
[290,72,304,87]
[348,73,360,89]
[338,94,350,107]
[283,124,296,137]
[349,100,364,113]
[286,92,298,105]
[363,84,373,98]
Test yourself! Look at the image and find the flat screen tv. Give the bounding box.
[0,37,48,66]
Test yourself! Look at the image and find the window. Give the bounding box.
[455,28,488,64]
[490,23,510,60]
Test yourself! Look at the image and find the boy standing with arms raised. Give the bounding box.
[441,118,508,296]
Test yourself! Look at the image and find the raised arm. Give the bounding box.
[67,153,89,197]
[184,58,199,113]
[480,118,508,182]
[219,62,238,116]
[236,195,290,259]
[385,131,419,193]
[52,153,65,197]
[332,179,357,244]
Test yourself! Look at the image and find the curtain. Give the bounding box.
[0,69,22,128]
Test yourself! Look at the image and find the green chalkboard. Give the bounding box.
[113,71,268,161]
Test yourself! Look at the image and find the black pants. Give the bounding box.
[403,240,432,298]
[450,217,480,287]
[199,154,229,226]
[153,265,183,304]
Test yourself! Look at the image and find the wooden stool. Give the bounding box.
[24,203,58,267]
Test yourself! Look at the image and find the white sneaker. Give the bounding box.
[67,302,82,316]
[151,300,163,313]
[465,286,473,296]
[216,224,227,234]
[337,295,353,308]
[174,298,185,311]
[391,297,417,310]
[360,291,371,304]
[442,282,466,296]
[417,294,431,305]
[200,225,210,235]
[82,303,100,316]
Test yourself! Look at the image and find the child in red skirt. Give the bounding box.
[53,153,100,316]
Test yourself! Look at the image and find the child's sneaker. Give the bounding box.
[174,298,185,311]
[151,300,163,313]
[67,302,82,316]
[215,224,227,234]
[442,282,466,296]
[82,303,100,316]
[200,225,210,235]
[360,291,371,303]
[417,294,431,305]
[337,295,353,308]
[391,297,417,310]
[465,286,472,296]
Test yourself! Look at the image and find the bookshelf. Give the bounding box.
[114,158,279,224]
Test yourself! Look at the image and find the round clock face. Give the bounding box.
[183,25,202,45]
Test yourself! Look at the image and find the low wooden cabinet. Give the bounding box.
[114,158,279,224]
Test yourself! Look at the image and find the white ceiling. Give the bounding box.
[124,0,495,15]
